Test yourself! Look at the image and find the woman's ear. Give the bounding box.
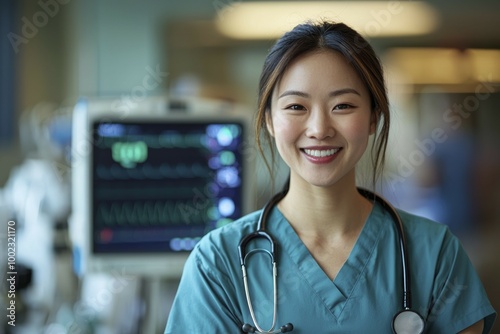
[265,110,274,137]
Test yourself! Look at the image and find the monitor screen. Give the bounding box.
[91,120,245,254]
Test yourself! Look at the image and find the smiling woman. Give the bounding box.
[266,50,375,190]
[256,23,390,190]
[164,20,496,334]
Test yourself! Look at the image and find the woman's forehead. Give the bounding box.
[273,50,368,98]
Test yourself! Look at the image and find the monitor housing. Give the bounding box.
[71,96,253,277]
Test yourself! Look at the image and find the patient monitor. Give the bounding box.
[70,96,253,278]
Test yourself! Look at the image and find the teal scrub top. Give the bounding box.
[165,202,496,333]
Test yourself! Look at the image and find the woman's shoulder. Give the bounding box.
[207,210,262,241]
[179,210,263,278]
[396,208,451,238]
[393,209,496,332]
[189,210,263,262]
[394,207,462,257]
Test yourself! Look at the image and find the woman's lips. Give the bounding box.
[301,147,342,163]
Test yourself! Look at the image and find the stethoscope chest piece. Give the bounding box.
[392,309,425,334]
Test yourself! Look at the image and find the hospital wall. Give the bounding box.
[1,0,500,333]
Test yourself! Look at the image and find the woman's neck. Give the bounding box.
[277,173,373,239]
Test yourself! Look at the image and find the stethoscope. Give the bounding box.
[238,186,425,334]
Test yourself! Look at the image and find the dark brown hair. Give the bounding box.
[255,20,390,189]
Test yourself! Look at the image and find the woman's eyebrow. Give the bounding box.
[278,88,361,99]
[278,90,309,99]
[329,88,361,97]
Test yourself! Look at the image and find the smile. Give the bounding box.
[303,148,341,158]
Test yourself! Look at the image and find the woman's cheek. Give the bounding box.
[272,116,298,141]
[342,116,371,142]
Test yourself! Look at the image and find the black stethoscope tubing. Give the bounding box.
[356,187,412,311]
[240,187,412,309]
[238,185,425,333]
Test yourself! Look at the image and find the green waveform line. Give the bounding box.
[96,200,213,226]
[95,163,212,180]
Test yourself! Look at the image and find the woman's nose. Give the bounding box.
[305,109,335,140]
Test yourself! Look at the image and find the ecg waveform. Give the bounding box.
[95,163,212,180]
[96,201,212,226]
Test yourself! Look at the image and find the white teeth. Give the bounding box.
[304,148,339,157]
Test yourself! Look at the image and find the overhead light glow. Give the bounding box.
[215,1,439,39]
[384,48,500,85]
[468,49,500,82]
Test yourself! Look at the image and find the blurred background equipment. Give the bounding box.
[70,96,252,333]
[70,96,253,278]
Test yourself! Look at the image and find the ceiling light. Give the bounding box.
[469,49,500,82]
[215,1,439,39]
[384,48,500,85]
[385,48,468,85]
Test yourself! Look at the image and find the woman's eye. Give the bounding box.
[286,104,305,111]
[333,103,353,110]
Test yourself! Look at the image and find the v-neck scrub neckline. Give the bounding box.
[269,202,386,322]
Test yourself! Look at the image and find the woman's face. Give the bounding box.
[267,50,375,189]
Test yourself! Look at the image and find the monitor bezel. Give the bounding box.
[71,96,254,277]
